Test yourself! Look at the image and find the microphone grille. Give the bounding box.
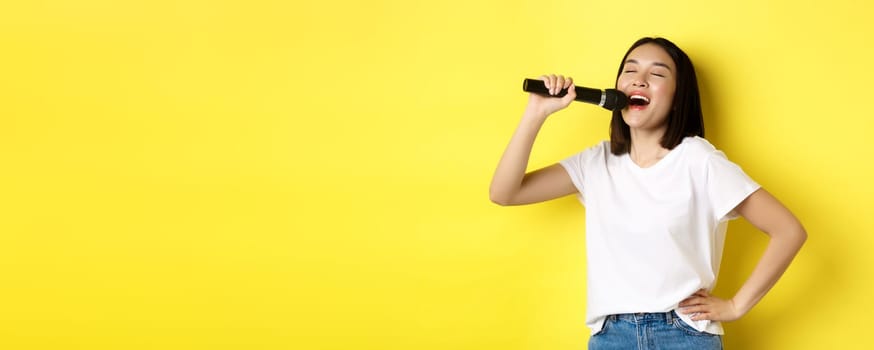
[602,89,628,111]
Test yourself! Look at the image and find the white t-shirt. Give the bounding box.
[559,136,760,335]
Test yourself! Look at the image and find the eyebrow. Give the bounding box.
[625,59,673,71]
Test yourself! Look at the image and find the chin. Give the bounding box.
[622,110,668,130]
[621,115,645,129]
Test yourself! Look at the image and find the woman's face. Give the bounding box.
[616,43,677,132]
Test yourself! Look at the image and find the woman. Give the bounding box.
[489,37,806,349]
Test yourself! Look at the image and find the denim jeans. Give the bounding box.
[588,311,723,350]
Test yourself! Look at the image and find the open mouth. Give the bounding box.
[628,95,650,107]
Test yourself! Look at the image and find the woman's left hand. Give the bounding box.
[678,289,744,322]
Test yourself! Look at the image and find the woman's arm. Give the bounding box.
[489,75,579,206]
[679,188,807,321]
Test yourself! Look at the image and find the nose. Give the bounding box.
[631,78,647,88]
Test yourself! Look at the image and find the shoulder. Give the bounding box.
[683,137,752,180]
[680,136,718,157]
[675,136,726,173]
[679,136,731,163]
[588,140,615,163]
[572,140,611,160]
[561,140,611,170]
[593,140,611,155]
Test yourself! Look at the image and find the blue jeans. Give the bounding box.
[588,311,723,350]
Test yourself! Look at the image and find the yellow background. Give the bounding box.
[1,0,870,349]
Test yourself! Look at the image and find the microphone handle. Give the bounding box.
[522,78,627,111]
[522,78,604,102]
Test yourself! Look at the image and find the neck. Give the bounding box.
[629,127,669,168]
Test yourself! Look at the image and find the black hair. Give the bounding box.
[609,37,704,155]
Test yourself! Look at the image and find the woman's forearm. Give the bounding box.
[732,224,807,315]
[488,110,547,205]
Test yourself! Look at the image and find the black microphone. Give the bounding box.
[522,78,628,111]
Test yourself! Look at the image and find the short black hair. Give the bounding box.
[609,37,704,155]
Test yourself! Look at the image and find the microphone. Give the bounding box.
[522,78,628,111]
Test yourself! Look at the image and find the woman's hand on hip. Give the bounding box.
[678,289,744,322]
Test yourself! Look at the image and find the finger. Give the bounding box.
[562,83,576,104]
[551,75,559,95]
[680,305,709,314]
[565,82,576,100]
[547,74,557,95]
[679,296,705,307]
[690,312,711,321]
[685,292,706,301]
[565,76,574,90]
[540,75,552,94]
[681,290,709,304]
[559,76,572,97]
[555,75,565,95]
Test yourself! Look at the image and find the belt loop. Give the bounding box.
[666,310,674,324]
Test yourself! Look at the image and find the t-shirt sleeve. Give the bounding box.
[706,150,761,222]
[559,143,603,205]
[559,154,585,203]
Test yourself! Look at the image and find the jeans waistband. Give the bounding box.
[607,311,678,324]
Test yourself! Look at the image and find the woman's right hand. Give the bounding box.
[525,74,577,119]
[490,74,580,206]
